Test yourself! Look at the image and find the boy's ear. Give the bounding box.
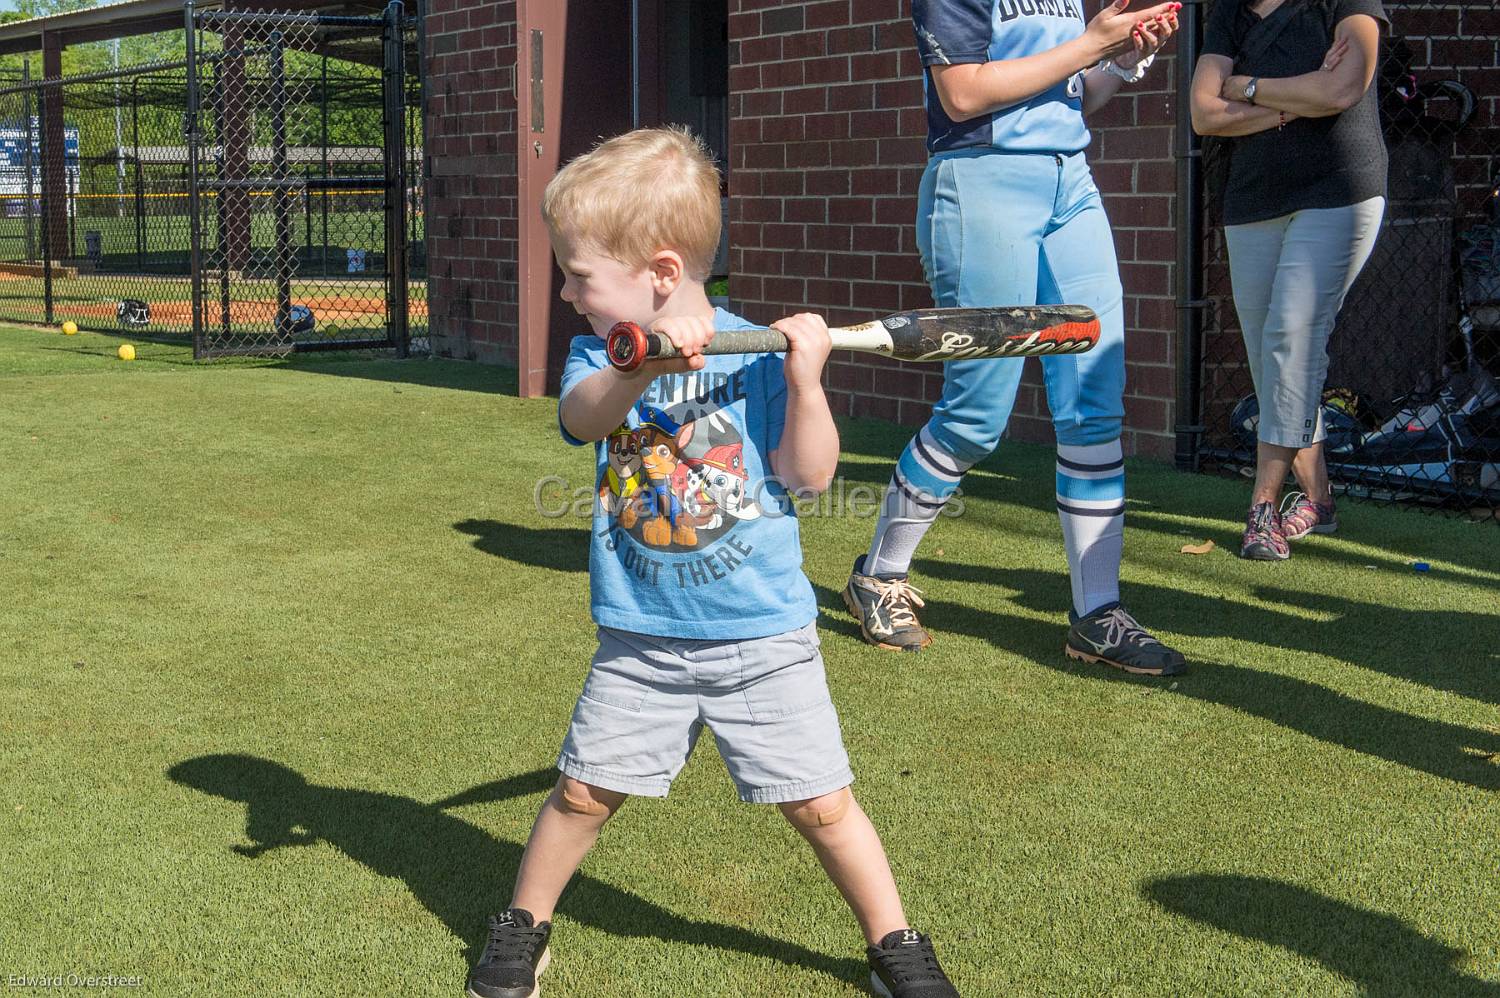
[649,249,686,295]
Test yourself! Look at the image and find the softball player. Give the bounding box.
[844,0,1187,676]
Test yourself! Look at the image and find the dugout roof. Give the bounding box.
[0,0,394,58]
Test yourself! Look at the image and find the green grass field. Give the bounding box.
[2,326,1496,996]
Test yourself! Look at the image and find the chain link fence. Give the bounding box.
[1195,1,1499,518]
[0,1,424,356]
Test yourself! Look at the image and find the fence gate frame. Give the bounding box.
[186,1,409,360]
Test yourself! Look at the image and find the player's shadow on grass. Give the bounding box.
[167,754,863,984]
[455,519,590,573]
[881,566,1500,791]
[829,432,1500,581]
[1145,874,1500,997]
[914,561,1499,708]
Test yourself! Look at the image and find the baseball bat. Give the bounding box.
[605,305,1100,373]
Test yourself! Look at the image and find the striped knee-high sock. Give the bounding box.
[1055,440,1125,617]
[866,425,974,577]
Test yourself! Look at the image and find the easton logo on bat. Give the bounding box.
[908,320,1100,361]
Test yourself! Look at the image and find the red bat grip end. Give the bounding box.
[607,321,652,372]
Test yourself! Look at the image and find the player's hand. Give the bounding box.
[622,314,717,378]
[772,312,832,392]
[1086,0,1180,62]
[1113,6,1176,70]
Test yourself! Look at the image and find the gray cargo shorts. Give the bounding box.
[557,621,855,804]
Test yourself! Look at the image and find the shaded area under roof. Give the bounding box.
[0,0,394,58]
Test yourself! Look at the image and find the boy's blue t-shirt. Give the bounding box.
[913,0,1091,155]
[558,308,819,640]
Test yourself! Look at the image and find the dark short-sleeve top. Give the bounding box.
[1202,0,1389,225]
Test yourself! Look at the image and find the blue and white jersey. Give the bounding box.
[913,0,1091,155]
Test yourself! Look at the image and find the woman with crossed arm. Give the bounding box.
[1191,0,1387,560]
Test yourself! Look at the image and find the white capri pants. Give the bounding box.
[1225,196,1385,448]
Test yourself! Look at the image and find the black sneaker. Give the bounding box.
[466,908,551,998]
[843,555,933,652]
[1065,602,1186,677]
[867,928,959,997]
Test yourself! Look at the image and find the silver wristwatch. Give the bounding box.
[1244,77,1260,105]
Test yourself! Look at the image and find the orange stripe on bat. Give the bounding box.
[1007,320,1100,348]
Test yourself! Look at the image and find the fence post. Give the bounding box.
[132,76,144,272]
[1173,0,1205,472]
[321,52,329,278]
[22,62,35,266]
[37,81,53,326]
[268,28,294,338]
[383,0,409,358]
[185,1,203,358]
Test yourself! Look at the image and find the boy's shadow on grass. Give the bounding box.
[167,755,862,984]
[812,567,1499,791]
[455,519,590,574]
[1145,874,1500,997]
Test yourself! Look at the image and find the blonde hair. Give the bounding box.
[542,127,722,281]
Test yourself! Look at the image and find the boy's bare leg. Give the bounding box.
[780,788,908,945]
[509,776,628,920]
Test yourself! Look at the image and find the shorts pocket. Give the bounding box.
[578,659,657,713]
[740,628,832,723]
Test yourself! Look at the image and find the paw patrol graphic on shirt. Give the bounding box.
[560,308,819,639]
[603,400,763,553]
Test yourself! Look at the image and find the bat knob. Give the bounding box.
[607,321,649,372]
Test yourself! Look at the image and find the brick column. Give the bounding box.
[423,0,519,364]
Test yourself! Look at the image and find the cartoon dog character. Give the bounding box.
[686,442,757,530]
[634,406,696,548]
[671,460,714,526]
[599,426,645,523]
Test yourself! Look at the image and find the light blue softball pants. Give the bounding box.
[916,148,1127,461]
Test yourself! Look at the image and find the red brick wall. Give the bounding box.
[424,0,520,364]
[726,0,1182,460]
